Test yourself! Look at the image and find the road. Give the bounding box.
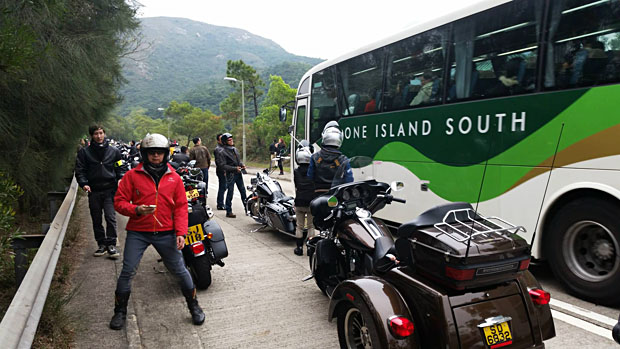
[67,167,619,348]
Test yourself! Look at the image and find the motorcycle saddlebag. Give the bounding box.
[399,203,531,290]
[204,220,228,261]
[265,202,296,234]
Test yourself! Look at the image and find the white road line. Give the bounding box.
[550,299,618,327]
[551,309,615,341]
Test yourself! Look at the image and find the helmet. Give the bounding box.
[140,133,170,162]
[296,146,312,164]
[321,121,343,147]
[220,133,233,144]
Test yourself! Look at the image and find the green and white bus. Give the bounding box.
[288,0,620,304]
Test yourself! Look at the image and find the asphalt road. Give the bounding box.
[67,167,620,348]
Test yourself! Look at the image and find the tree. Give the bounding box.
[249,75,296,160]
[165,101,224,148]
[224,60,265,118]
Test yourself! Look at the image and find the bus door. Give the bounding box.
[292,98,308,168]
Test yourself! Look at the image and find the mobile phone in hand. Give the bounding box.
[241,169,248,174]
[146,205,156,208]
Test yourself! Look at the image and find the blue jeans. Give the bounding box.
[225,172,247,214]
[116,231,194,293]
[88,189,117,246]
[201,168,209,187]
[216,172,227,208]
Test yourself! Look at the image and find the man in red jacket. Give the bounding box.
[109,133,205,330]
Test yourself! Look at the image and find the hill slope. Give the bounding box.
[120,17,322,115]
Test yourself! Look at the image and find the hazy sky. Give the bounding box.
[136,0,486,59]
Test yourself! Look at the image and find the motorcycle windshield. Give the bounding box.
[330,156,374,189]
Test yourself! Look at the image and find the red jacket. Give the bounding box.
[114,163,188,236]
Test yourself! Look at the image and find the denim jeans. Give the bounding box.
[88,188,117,246]
[201,168,209,187]
[225,172,247,214]
[116,231,194,293]
[216,172,227,208]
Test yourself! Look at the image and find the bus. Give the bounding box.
[287,0,620,304]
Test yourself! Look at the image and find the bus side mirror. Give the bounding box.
[279,107,287,122]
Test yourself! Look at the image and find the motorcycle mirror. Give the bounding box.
[327,196,338,208]
[391,181,405,192]
[251,178,258,185]
[188,160,197,167]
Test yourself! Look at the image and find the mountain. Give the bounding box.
[119,17,322,116]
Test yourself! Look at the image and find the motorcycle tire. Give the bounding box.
[190,255,212,290]
[337,302,382,349]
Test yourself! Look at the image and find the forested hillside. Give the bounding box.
[120,17,322,116]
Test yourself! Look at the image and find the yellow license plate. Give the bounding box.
[482,322,512,347]
[186,189,199,200]
[185,224,205,245]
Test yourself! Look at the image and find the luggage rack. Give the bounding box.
[433,208,526,243]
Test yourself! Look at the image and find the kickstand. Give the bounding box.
[250,224,269,233]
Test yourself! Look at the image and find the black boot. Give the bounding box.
[182,288,205,325]
[294,233,305,256]
[109,291,130,330]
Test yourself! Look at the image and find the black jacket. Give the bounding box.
[213,144,225,176]
[75,141,122,192]
[215,145,244,175]
[171,153,190,164]
[294,164,315,207]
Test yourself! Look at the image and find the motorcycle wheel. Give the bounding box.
[190,255,212,290]
[338,302,381,349]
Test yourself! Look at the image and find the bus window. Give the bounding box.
[336,48,385,116]
[448,0,542,102]
[545,0,620,89]
[295,105,306,145]
[298,77,310,95]
[310,66,339,143]
[384,26,448,111]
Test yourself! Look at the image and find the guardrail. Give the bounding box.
[0,176,78,348]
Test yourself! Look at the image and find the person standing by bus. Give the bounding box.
[276,138,287,175]
[307,121,353,194]
[75,125,122,259]
[110,133,205,330]
[293,144,315,256]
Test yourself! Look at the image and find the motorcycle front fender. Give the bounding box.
[329,276,420,348]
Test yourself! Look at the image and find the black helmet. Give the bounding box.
[220,133,233,144]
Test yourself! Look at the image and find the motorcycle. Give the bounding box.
[245,166,296,236]
[177,160,228,289]
[309,157,555,348]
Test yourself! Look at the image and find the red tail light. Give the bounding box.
[529,288,550,305]
[519,259,530,271]
[191,242,205,255]
[388,316,414,338]
[445,266,476,281]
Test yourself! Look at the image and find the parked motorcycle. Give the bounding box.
[309,157,555,348]
[245,167,296,236]
[177,161,227,289]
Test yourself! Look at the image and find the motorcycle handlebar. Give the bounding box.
[391,197,406,204]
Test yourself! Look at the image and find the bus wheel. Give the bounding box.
[547,197,620,305]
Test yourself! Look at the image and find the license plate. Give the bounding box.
[482,321,512,348]
[185,224,205,245]
[186,189,199,200]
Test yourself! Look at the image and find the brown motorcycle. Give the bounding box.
[309,177,555,348]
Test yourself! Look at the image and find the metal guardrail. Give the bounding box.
[0,176,78,348]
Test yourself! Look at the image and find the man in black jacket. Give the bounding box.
[215,133,247,218]
[293,144,315,256]
[213,134,227,210]
[75,125,123,258]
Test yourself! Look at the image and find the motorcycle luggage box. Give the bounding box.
[265,202,296,233]
[399,203,530,290]
[204,220,228,260]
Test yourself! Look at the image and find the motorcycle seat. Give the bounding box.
[397,202,474,238]
[275,195,294,203]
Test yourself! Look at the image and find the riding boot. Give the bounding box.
[294,238,304,256]
[182,288,205,325]
[109,291,130,330]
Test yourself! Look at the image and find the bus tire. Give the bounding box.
[546,197,620,305]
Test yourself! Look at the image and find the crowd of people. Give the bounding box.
[75,121,352,329]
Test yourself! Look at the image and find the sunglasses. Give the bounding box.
[147,150,166,155]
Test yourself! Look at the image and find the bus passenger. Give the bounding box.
[410,72,434,106]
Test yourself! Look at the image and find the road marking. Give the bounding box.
[550,299,618,327]
[551,309,615,341]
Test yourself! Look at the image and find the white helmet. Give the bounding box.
[296,147,312,164]
[140,133,170,162]
[321,120,343,147]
